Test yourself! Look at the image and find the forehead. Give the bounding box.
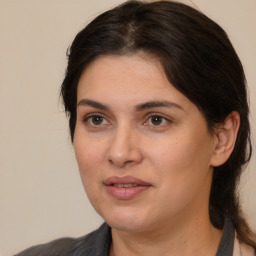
[77,54,192,109]
[78,54,165,90]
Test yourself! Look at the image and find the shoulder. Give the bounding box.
[233,235,256,256]
[14,223,111,256]
[14,237,74,256]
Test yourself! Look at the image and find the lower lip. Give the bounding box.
[105,185,151,200]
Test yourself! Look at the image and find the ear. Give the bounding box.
[210,111,240,167]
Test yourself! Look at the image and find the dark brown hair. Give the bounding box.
[61,0,255,247]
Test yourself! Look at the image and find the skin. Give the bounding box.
[73,54,238,255]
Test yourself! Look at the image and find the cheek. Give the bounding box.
[74,130,106,169]
[155,129,213,169]
[150,147,212,219]
[149,131,213,192]
[73,132,107,188]
[73,136,107,210]
[148,133,196,171]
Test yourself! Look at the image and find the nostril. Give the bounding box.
[123,160,135,166]
[107,133,143,167]
[108,158,133,167]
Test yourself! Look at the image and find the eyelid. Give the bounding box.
[144,112,173,126]
[82,111,108,120]
[82,113,111,126]
[146,112,172,120]
[81,111,173,127]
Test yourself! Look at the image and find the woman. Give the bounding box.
[16,0,256,255]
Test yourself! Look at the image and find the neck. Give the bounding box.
[109,212,222,256]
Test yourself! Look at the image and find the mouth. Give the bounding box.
[103,176,152,200]
[104,175,151,186]
[112,184,139,188]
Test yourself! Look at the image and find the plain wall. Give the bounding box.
[0,0,255,255]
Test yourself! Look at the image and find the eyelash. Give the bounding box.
[144,113,171,127]
[83,114,110,127]
[82,113,172,128]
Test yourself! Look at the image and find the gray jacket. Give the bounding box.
[15,216,255,256]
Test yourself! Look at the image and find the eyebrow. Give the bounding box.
[77,99,184,112]
[135,100,184,112]
[77,99,109,110]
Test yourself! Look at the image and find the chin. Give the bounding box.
[100,206,152,232]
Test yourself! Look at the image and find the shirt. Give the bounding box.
[15,216,255,256]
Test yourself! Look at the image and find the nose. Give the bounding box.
[107,125,143,168]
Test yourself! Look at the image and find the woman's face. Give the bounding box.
[74,54,217,232]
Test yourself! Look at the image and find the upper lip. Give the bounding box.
[104,175,151,186]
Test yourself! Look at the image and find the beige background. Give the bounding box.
[0,0,255,255]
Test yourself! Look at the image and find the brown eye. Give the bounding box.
[148,115,167,126]
[151,116,162,125]
[91,116,104,125]
[86,115,108,126]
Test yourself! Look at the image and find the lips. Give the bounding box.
[104,176,151,200]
